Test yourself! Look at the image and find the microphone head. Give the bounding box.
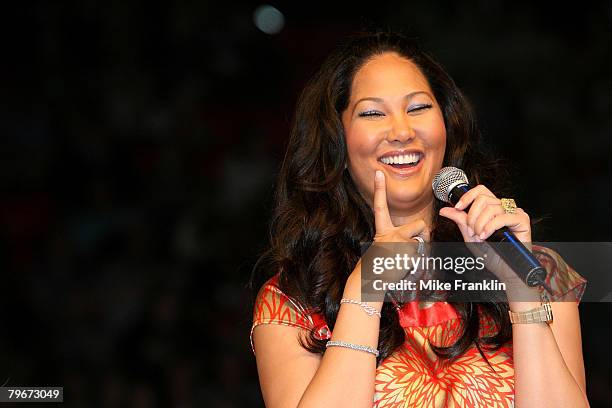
[432,167,469,203]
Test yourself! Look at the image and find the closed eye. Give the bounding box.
[358,110,384,117]
[408,103,433,113]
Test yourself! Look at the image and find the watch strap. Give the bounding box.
[509,301,553,324]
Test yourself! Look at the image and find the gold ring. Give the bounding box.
[500,198,517,214]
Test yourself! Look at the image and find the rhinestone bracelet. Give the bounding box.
[340,298,382,318]
[325,340,379,357]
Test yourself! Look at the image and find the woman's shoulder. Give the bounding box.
[250,274,330,354]
[531,244,587,302]
[252,275,312,328]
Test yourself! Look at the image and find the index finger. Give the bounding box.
[373,170,394,232]
[454,184,496,210]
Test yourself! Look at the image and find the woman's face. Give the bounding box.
[342,52,447,217]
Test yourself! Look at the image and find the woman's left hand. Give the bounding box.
[438,185,534,287]
[438,184,532,244]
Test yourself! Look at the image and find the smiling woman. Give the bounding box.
[249,31,588,407]
[342,53,446,220]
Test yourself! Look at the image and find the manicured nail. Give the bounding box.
[467,226,474,236]
[375,170,383,181]
[454,201,462,209]
[479,232,486,239]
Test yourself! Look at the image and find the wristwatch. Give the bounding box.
[509,294,553,324]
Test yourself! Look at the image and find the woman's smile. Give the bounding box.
[377,148,425,178]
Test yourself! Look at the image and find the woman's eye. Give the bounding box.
[357,104,432,118]
[358,110,384,117]
[408,103,433,113]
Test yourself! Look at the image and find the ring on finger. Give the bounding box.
[500,198,517,214]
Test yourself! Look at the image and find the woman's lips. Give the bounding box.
[378,156,424,178]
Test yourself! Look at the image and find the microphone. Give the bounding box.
[432,166,548,288]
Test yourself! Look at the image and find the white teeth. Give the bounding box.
[381,153,421,165]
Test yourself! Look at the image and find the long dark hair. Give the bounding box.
[251,31,512,363]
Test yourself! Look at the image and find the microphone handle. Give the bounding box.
[449,184,547,287]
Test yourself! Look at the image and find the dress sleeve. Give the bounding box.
[532,245,587,302]
[250,276,315,355]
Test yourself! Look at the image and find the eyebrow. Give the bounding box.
[351,91,433,115]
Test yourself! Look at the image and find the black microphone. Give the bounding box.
[432,167,547,287]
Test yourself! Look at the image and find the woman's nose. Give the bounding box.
[387,115,416,142]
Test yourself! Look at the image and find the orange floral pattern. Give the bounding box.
[251,245,586,407]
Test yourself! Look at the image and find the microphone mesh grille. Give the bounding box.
[432,167,469,202]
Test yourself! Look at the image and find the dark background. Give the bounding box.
[1,1,611,407]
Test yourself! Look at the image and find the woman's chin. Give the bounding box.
[386,193,429,211]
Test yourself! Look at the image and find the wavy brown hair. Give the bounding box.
[250,31,513,364]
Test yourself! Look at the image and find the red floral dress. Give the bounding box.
[251,245,586,407]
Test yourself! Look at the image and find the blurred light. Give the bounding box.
[253,5,285,35]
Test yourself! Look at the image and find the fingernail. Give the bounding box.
[479,232,486,239]
[375,170,383,181]
[454,201,462,209]
[467,226,474,236]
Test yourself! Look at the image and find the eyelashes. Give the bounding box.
[410,103,433,112]
[358,103,433,117]
[358,111,383,117]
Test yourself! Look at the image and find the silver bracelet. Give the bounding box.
[412,235,426,255]
[325,340,379,357]
[340,298,382,318]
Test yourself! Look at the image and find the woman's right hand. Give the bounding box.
[355,170,430,293]
[372,170,429,244]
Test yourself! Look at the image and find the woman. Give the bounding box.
[250,31,588,407]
